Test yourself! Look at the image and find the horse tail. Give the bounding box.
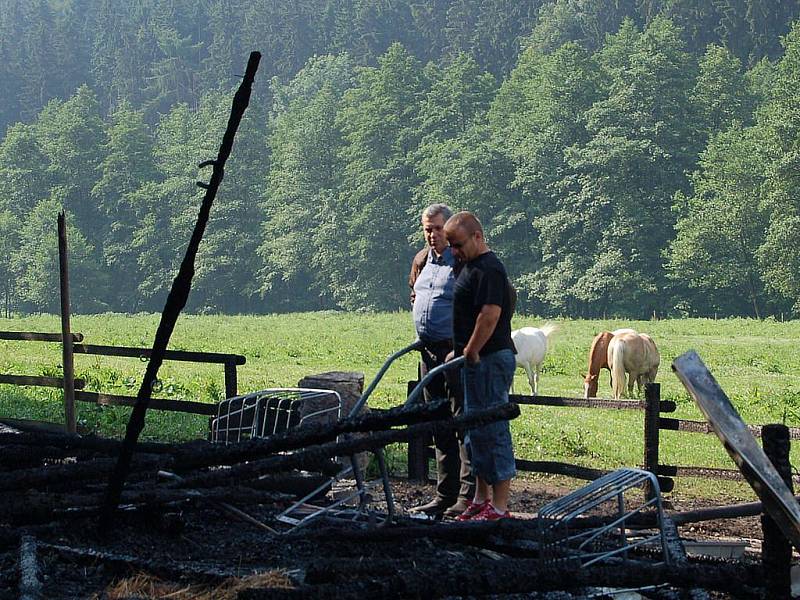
[610,338,627,399]
[540,322,558,348]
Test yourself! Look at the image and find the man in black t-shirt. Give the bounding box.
[444,211,516,521]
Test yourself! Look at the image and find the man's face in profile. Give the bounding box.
[445,224,478,262]
[422,213,447,255]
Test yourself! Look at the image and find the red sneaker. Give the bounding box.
[455,499,489,521]
[471,503,512,521]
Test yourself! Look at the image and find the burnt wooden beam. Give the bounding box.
[0,431,173,455]
[38,542,237,583]
[101,51,262,525]
[240,556,764,600]
[1,486,293,525]
[0,400,450,471]
[762,424,793,600]
[672,350,800,550]
[0,444,103,469]
[0,455,166,492]
[660,516,711,600]
[173,398,451,470]
[19,534,41,600]
[289,517,544,545]
[178,403,520,488]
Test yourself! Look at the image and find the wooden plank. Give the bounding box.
[672,350,800,551]
[509,394,648,410]
[72,344,245,365]
[0,332,83,342]
[0,374,85,389]
[74,391,216,415]
[660,417,800,440]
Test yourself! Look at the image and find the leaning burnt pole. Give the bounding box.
[101,51,261,525]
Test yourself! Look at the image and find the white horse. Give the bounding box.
[583,328,638,398]
[511,324,558,395]
[607,332,660,399]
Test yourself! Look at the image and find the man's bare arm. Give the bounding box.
[463,304,501,364]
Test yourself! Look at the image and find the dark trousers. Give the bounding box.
[420,341,474,502]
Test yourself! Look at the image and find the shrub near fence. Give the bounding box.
[407,381,800,490]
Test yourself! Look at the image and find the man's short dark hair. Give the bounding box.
[446,211,483,235]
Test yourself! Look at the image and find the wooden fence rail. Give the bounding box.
[0,374,85,389]
[0,331,244,424]
[407,380,800,489]
[0,332,83,342]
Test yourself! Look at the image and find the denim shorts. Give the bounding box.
[462,348,516,484]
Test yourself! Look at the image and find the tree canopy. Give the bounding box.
[2,1,800,318]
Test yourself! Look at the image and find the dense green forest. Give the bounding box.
[1,0,800,318]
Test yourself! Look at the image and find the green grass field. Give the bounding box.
[2,312,799,500]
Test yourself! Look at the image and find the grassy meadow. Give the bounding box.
[2,312,799,499]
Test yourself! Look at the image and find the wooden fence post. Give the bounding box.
[761,424,792,600]
[643,382,660,499]
[224,359,238,399]
[58,212,76,434]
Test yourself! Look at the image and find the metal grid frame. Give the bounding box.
[536,468,671,567]
[211,388,341,444]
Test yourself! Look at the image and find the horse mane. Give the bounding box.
[586,332,613,379]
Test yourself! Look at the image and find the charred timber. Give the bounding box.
[164,471,334,499]
[38,542,238,584]
[102,51,262,523]
[290,518,545,557]
[177,403,519,488]
[293,517,543,543]
[172,399,451,470]
[0,486,293,525]
[0,431,173,455]
[0,455,167,492]
[239,556,763,600]
[0,399,451,473]
[18,534,41,600]
[0,444,102,470]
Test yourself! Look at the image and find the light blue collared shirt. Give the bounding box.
[412,247,456,343]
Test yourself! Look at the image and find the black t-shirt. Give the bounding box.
[452,251,515,356]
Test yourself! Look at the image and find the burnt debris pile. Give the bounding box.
[0,397,772,600]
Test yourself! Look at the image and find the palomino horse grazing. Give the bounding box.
[607,332,660,399]
[583,328,636,398]
[511,324,557,395]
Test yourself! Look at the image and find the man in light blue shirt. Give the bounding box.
[407,203,473,518]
